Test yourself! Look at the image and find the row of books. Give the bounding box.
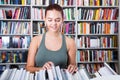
[0,64,25,76]
[77,36,118,48]
[33,22,46,34]
[77,22,118,34]
[32,0,75,6]
[77,50,118,62]
[79,63,104,74]
[0,51,28,63]
[78,8,118,20]
[61,22,75,34]
[77,0,119,6]
[0,66,90,80]
[0,7,30,19]
[63,8,75,20]
[0,36,31,48]
[31,7,45,20]
[0,21,31,35]
[79,63,118,74]
[32,7,75,20]
[0,63,119,80]
[0,0,31,5]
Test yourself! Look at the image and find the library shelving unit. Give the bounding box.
[0,0,119,76]
[76,0,119,76]
[0,1,31,74]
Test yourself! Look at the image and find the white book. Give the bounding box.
[55,66,63,80]
[0,9,3,19]
[84,0,89,6]
[20,69,27,80]
[24,71,30,80]
[40,0,43,5]
[77,38,80,48]
[54,0,57,4]
[90,37,99,48]
[6,69,13,80]
[52,66,58,80]
[17,68,24,80]
[9,68,17,80]
[78,8,81,20]
[36,0,40,5]
[91,10,94,20]
[73,71,83,80]
[0,69,13,80]
[47,69,54,80]
[38,69,46,80]
[98,63,117,76]
[13,69,21,80]
[35,71,39,80]
[94,72,101,77]
[31,0,35,5]
[86,22,90,34]
[90,75,120,80]
[78,68,90,80]
[45,0,49,6]
[42,70,46,80]
[65,70,73,80]
[110,22,114,34]
[86,9,90,20]
[60,69,68,80]
[29,73,34,80]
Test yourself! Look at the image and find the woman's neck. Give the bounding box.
[46,31,61,38]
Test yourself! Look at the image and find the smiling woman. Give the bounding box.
[26,4,78,74]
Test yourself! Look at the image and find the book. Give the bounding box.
[78,68,90,80]
[90,75,120,80]
[0,69,11,80]
[55,66,63,80]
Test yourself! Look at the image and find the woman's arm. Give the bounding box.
[66,37,78,74]
[26,36,42,73]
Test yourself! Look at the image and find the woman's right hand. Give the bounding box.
[42,61,54,70]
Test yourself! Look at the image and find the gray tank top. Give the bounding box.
[35,33,68,68]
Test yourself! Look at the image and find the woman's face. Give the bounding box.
[45,10,63,32]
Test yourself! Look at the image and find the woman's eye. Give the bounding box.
[56,19,60,22]
[48,20,52,22]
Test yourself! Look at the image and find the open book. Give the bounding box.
[94,62,117,77]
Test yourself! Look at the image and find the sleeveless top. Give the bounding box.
[35,33,68,68]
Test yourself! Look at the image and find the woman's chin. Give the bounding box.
[50,29,58,32]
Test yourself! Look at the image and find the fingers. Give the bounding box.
[42,61,54,70]
[67,64,78,74]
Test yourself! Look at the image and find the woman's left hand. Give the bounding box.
[67,64,78,74]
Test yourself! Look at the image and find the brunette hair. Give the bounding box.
[45,4,64,18]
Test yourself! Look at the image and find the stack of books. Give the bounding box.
[0,63,120,80]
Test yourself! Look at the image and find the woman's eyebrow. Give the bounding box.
[47,17,61,19]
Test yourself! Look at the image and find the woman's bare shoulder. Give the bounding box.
[32,34,42,40]
[31,34,43,47]
[65,36,76,49]
[65,36,75,43]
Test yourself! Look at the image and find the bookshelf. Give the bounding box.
[0,0,119,76]
[0,0,31,74]
[76,0,119,76]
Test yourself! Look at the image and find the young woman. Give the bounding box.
[26,4,78,74]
